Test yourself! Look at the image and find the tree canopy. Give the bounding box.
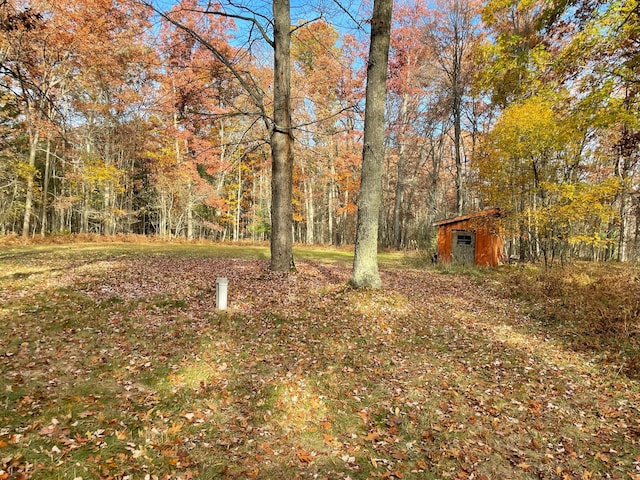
[0,0,638,263]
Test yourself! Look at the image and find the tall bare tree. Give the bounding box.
[350,0,393,289]
[424,0,480,216]
[146,0,294,270]
[270,0,294,270]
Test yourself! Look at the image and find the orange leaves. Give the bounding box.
[296,448,315,463]
[365,431,381,442]
[358,410,371,424]
[258,442,274,455]
[322,433,342,450]
[516,461,531,471]
[528,400,544,415]
[245,467,260,478]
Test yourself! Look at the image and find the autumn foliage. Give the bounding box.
[0,0,637,262]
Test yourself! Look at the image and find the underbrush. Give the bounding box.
[503,262,640,377]
[0,232,217,246]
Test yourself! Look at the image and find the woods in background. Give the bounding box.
[1,0,638,263]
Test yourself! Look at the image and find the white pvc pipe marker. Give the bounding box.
[216,277,228,310]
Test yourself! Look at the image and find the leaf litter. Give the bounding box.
[1,248,639,479]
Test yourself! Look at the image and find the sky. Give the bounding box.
[149,0,373,43]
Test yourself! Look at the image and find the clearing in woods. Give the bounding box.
[1,241,639,479]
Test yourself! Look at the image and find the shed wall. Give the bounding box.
[436,217,504,267]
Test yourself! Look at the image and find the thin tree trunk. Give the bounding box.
[187,194,194,240]
[392,93,409,249]
[328,145,336,245]
[235,160,242,241]
[40,137,52,237]
[22,129,39,238]
[350,0,393,289]
[301,162,314,244]
[81,183,89,233]
[328,175,335,245]
[616,131,631,262]
[452,36,464,216]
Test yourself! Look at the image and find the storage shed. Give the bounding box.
[433,208,505,267]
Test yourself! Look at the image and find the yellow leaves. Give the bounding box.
[535,177,621,248]
[478,93,577,189]
[66,154,124,193]
[14,160,39,180]
[167,422,184,435]
[477,86,624,250]
[488,96,563,161]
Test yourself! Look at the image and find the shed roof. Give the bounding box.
[433,208,503,227]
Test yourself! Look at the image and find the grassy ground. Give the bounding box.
[1,240,639,479]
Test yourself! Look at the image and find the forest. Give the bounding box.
[1,0,638,263]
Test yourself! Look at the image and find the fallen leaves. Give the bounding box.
[296,449,315,463]
[2,247,640,479]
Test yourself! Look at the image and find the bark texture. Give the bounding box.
[350,0,393,289]
[270,0,295,271]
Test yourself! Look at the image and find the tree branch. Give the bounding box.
[183,4,274,48]
[292,102,359,130]
[142,0,271,130]
[331,0,365,32]
[291,16,322,35]
[224,0,273,29]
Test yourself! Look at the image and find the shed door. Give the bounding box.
[452,231,476,265]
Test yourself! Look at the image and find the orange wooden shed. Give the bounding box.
[433,208,505,267]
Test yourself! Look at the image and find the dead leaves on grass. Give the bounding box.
[1,252,640,479]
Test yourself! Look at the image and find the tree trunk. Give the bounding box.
[392,93,409,249]
[151,2,294,266]
[22,129,39,238]
[304,177,314,244]
[452,24,465,216]
[81,183,89,233]
[616,124,633,262]
[453,91,464,216]
[328,170,335,245]
[235,160,242,241]
[187,193,194,240]
[350,0,392,289]
[40,137,52,237]
[270,0,294,271]
[328,143,336,245]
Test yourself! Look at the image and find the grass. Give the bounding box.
[1,240,640,479]
[0,234,404,266]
